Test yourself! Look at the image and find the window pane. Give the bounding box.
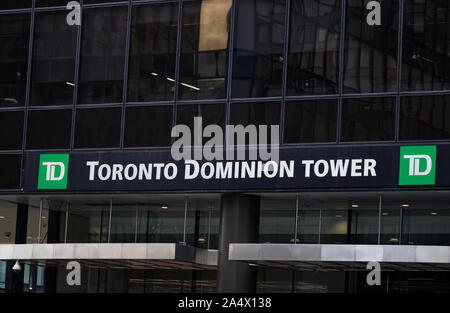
[179,0,231,100]
[231,0,286,98]
[0,200,17,243]
[259,196,296,243]
[0,111,23,150]
[284,99,337,143]
[0,154,21,189]
[287,0,341,95]
[67,202,110,243]
[341,97,395,142]
[176,103,226,145]
[111,205,136,243]
[78,6,127,104]
[128,2,178,102]
[31,11,77,106]
[26,110,72,149]
[124,105,173,147]
[75,108,121,148]
[400,95,450,140]
[402,0,450,91]
[344,0,398,93]
[36,0,69,6]
[230,102,281,126]
[0,1,31,9]
[0,13,30,107]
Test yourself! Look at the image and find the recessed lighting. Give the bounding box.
[150,72,159,76]
[382,212,389,216]
[351,204,359,208]
[0,216,5,219]
[161,206,168,209]
[401,204,410,207]
[41,216,47,219]
[336,215,343,218]
[66,82,75,87]
[431,212,439,216]
[389,238,399,242]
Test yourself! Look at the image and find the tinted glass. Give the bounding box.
[78,6,127,104]
[0,13,30,107]
[179,0,231,100]
[344,0,399,93]
[75,108,121,148]
[177,103,226,129]
[128,2,178,102]
[231,0,286,98]
[0,1,31,9]
[124,106,173,147]
[26,110,72,149]
[341,97,395,142]
[0,154,21,189]
[36,0,69,6]
[0,201,17,243]
[67,202,110,243]
[0,111,24,150]
[230,102,281,126]
[284,99,337,143]
[400,95,450,140]
[31,11,77,106]
[287,0,341,95]
[402,0,450,91]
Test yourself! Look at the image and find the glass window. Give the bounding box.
[176,103,226,145]
[124,105,173,147]
[111,204,137,243]
[231,0,286,98]
[0,111,24,150]
[400,95,450,140]
[287,0,341,95]
[259,195,296,243]
[230,102,281,126]
[75,108,121,149]
[128,2,178,102]
[0,1,31,9]
[78,6,127,104]
[179,0,231,100]
[284,99,337,143]
[26,109,72,149]
[402,0,450,91]
[0,200,17,244]
[36,1,68,6]
[67,202,110,243]
[30,11,77,106]
[341,97,395,142]
[0,155,21,189]
[344,0,399,93]
[320,209,348,244]
[0,13,30,107]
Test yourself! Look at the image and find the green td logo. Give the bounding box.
[399,146,436,186]
[38,154,69,190]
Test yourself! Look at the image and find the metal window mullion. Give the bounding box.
[108,198,113,243]
[65,202,69,243]
[395,0,405,142]
[378,193,382,245]
[71,0,84,150]
[183,197,188,244]
[294,193,299,244]
[120,0,132,149]
[280,0,291,145]
[225,0,236,145]
[171,0,183,146]
[38,198,43,244]
[336,0,347,144]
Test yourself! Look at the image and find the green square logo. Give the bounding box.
[38,154,69,190]
[399,146,436,186]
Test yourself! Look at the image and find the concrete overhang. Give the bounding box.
[229,244,450,271]
[0,243,218,270]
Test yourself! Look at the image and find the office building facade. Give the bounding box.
[1,0,450,293]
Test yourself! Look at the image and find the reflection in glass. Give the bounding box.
[320,209,348,244]
[259,196,296,243]
[402,0,450,91]
[67,202,110,243]
[128,2,178,102]
[26,109,72,149]
[287,0,341,95]
[232,0,286,98]
[111,205,136,243]
[0,111,24,150]
[0,1,31,9]
[400,95,450,140]
[284,99,337,143]
[341,97,395,142]
[0,155,21,189]
[179,0,231,100]
[344,0,398,93]
[78,6,127,104]
[30,11,77,106]
[0,13,30,107]
[0,200,17,244]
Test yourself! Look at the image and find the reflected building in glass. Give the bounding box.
[1,0,450,294]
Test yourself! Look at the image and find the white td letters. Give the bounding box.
[403,155,432,176]
[42,162,65,181]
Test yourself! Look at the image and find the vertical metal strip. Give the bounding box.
[280,0,291,144]
[225,0,236,145]
[294,194,299,244]
[336,0,347,143]
[207,208,212,249]
[71,0,83,150]
[38,198,43,244]
[183,197,188,243]
[65,202,69,243]
[135,204,139,243]
[395,0,405,142]
[378,193,382,245]
[171,0,183,145]
[108,198,113,243]
[120,0,132,149]
[399,206,403,245]
[318,208,322,244]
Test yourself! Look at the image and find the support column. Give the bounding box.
[217,193,260,293]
